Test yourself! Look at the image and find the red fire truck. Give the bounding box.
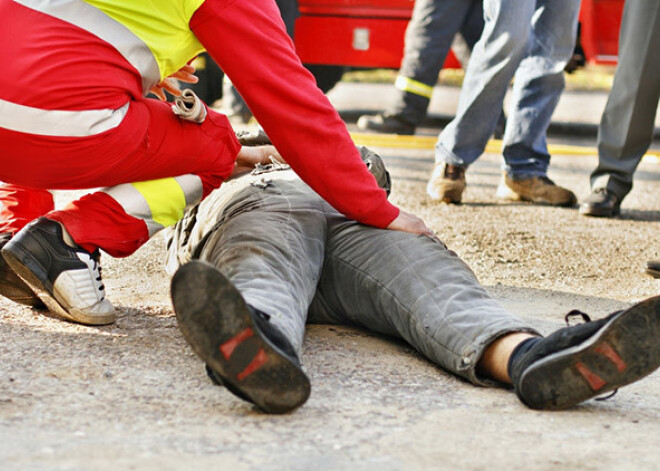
[294,0,625,92]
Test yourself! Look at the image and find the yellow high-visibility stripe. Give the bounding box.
[395,76,434,99]
[102,175,201,236]
[15,0,205,92]
[83,0,206,80]
[349,132,660,161]
[132,178,187,229]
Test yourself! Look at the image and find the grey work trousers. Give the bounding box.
[591,0,660,199]
[173,169,537,386]
[391,0,484,126]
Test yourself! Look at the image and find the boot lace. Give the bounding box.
[90,250,106,294]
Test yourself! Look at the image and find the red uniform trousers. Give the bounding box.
[0,98,240,257]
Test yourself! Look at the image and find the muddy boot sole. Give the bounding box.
[171,261,311,414]
[517,295,660,410]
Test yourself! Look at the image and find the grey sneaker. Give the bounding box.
[1,218,116,325]
[510,296,660,410]
[426,163,466,203]
[496,174,577,207]
[171,260,310,414]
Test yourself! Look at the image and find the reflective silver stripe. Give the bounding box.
[174,175,204,208]
[14,0,160,93]
[0,99,129,137]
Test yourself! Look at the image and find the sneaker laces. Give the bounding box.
[90,250,106,294]
[563,309,618,401]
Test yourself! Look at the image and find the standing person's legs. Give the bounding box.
[501,0,580,178]
[589,1,660,203]
[358,0,478,134]
[171,178,328,413]
[391,0,476,126]
[435,0,534,167]
[492,0,579,207]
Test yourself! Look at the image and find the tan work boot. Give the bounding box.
[426,163,466,203]
[496,174,577,207]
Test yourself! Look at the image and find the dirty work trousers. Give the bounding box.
[390,0,484,126]
[167,165,537,385]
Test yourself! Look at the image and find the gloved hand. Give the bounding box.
[172,89,207,123]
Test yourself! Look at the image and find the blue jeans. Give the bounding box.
[436,0,580,178]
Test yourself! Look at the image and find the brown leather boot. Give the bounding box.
[426,163,466,203]
[496,174,576,207]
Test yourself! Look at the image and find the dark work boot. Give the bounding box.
[0,233,44,308]
[171,260,310,414]
[357,112,416,135]
[645,260,660,279]
[509,296,660,410]
[579,188,621,217]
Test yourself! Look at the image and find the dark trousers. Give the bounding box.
[591,0,660,199]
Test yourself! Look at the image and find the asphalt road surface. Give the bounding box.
[1,117,659,470]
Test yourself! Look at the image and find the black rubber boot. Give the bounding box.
[510,296,660,410]
[171,260,310,414]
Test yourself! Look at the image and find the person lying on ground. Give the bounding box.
[167,132,660,413]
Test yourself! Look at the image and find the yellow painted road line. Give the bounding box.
[349,132,660,162]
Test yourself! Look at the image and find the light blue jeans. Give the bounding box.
[436,0,580,178]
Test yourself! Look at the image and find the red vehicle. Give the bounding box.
[294,0,625,92]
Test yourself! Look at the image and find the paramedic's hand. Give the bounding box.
[231,145,284,178]
[150,64,198,101]
[386,209,434,237]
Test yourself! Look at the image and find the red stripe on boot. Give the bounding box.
[237,348,268,381]
[575,362,607,391]
[219,327,255,360]
[595,343,627,373]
